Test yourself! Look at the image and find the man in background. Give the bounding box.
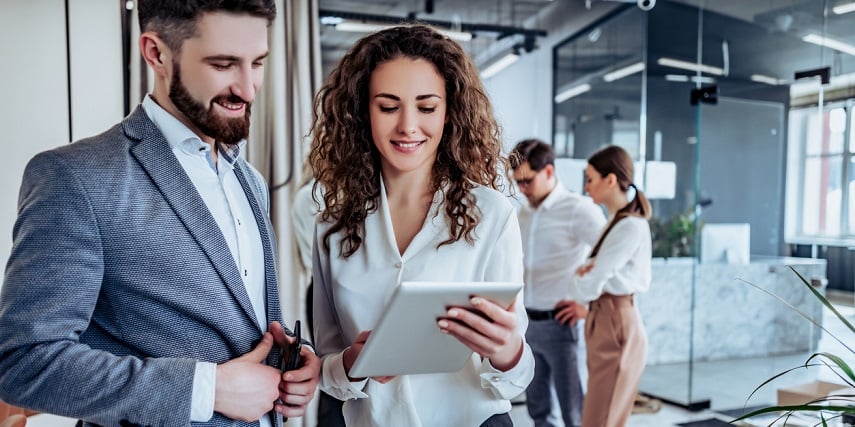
[0,1,318,425]
[511,139,606,427]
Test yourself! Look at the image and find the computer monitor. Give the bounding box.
[700,223,751,264]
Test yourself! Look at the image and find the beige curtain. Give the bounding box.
[247,1,322,425]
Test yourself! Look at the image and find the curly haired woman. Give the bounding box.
[308,24,534,427]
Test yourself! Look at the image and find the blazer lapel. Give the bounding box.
[234,163,283,369]
[122,107,262,331]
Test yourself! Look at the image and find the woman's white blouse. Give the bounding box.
[312,183,535,427]
[569,216,652,303]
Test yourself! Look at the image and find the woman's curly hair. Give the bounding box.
[309,24,507,258]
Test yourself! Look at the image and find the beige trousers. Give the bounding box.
[581,294,648,427]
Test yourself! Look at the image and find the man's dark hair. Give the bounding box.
[138,0,276,52]
[510,138,555,171]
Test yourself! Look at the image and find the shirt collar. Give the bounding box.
[532,180,567,211]
[141,95,246,165]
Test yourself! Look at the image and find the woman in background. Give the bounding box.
[308,24,534,427]
[570,145,652,427]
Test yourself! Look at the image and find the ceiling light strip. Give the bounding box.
[603,61,645,82]
[334,21,472,41]
[833,2,855,14]
[657,57,724,76]
[802,33,855,57]
[480,52,520,79]
[554,83,591,103]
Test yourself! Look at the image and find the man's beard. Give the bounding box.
[169,64,252,146]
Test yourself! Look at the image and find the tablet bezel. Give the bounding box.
[348,281,522,378]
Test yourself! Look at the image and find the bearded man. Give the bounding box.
[0,1,319,426]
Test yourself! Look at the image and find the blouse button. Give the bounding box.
[394,261,403,268]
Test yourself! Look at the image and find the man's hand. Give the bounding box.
[437,296,523,372]
[268,322,322,418]
[576,262,594,277]
[214,332,280,422]
[554,300,588,326]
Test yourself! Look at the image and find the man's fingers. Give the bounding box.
[555,308,573,325]
[235,333,273,363]
[282,349,320,382]
[268,321,293,348]
[275,401,308,418]
[354,330,371,344]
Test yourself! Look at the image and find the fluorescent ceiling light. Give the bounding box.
[802,33,855,56]
[657,57,724,76]
[554,83,591,103]
[334,21,472,42]
[833,2,855,14]
[750,74,785,85]
[603,61,645,82]
[334,21,388,33]
[664,74,716,84]
[791,70,855,98]
[480,52,520,79]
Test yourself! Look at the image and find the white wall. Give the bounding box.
[69,0,125,140]
[1,1,71,273]
[0,0,123,286]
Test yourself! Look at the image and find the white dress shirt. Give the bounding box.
[313,181,535,427]
[142,96,268,425]
[517,182,606,310]
[569,216,652,303]
[291,180,323,273]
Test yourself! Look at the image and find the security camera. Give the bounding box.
[637,0,655,11]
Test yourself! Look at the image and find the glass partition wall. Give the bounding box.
[554,0,848,413]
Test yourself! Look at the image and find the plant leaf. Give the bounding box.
[731,405,855,423]
[806,352,855,386]
[743,363,826,406]
[790,266,855,336]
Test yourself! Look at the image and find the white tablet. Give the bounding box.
[348,281,522,378]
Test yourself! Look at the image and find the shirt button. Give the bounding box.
[491,376,501,382]
[394,262,403,268]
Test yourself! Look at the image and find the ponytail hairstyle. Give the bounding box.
[587,145,652,257]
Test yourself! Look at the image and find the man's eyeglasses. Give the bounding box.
[515,176,537,186]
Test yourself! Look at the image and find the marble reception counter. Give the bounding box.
[636,257,827,365]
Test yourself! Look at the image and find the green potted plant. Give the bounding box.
[733,267,855,426]
[649,210,697,259]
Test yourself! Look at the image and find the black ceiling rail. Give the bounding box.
[319,9,548,40]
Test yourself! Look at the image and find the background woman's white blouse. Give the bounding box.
[569,216,652,303]
[313,183,535,427]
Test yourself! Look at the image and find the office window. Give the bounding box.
[787,103,854,240]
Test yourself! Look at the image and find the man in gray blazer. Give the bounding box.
[0,1,319,426]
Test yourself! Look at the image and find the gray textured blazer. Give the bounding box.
[0,107,285,427]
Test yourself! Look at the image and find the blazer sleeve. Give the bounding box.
[0,152,196,426]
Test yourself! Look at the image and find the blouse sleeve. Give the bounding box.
[312,223,370,401]
[569,219,643,303]
[477,209,535,399]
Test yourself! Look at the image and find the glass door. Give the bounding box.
[688,0,837,415]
